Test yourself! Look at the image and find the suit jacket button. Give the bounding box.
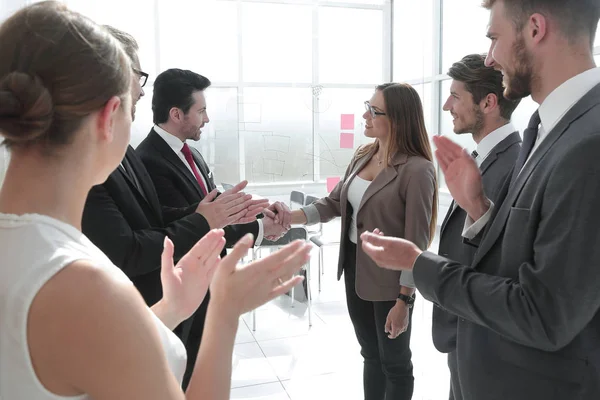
[357,222,363,229]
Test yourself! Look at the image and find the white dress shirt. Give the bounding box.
[153,125,264,244]
[462,67,600,239]
[473,122,516,167]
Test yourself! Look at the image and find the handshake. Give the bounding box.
[193,180,293,242]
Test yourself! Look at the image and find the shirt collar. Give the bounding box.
[538,67,600,136]
[154,124,185,154]
[475,122,516,165]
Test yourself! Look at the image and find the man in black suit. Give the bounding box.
[436,53,521,400]
[361,1,600,399]
[82,28,269,389]
[135,68,289,387]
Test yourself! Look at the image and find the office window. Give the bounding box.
[190,87,241,185]
[319,7,383,84]
[241,3,312,83]
[393,0,433,81]
[241,87,314,183]
[412,83,433,135]
[595,22,600,47]
[316,88,376,180]
[64,0,157,78]
[158,0,239,83]
[442,0,490,72]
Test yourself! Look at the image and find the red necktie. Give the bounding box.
[181,143,208,196]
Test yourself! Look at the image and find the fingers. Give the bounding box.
[435,149,450,172]
[254,240,307,272]
[220,233,255,273]
[201,189,219,203]
[161,236,175,276]
[262,208,277,219]
[433,135,464,159]
[273,202,292,228]
[373,228,384,236]
[222,180,248,196]
[270,275,304,298]
[385,315,392,335]
[269,242,312,281]
[361,240,385,265]
[182,229,226,266]
[360,231,391,247]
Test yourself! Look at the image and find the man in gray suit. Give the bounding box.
[436,53,521,400]
[360,0,600,399]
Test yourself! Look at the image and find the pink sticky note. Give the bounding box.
[327,177,341,192]
[341,114,355,130]
[340,132,354,149]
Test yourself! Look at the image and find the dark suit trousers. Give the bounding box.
[343,241,414,400]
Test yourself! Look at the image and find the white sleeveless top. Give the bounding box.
[347,175,372,244]
[0,213,187,399]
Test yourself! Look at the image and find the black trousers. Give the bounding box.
[344,241,414,400]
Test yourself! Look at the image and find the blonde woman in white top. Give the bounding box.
[0,2,310,399]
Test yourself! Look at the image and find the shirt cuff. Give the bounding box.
[301,205,321,225]
[399,270,416,288]
[255,219,264,246]
[461,201,494,239]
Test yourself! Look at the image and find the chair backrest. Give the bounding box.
[304,195,318,206]
[290,190,305,210]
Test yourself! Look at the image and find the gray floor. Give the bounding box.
[230,219,450,400]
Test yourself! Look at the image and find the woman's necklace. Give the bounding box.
[374,152,383,166]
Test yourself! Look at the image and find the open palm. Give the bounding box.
[433,135,485,214]
[160,230,226,321]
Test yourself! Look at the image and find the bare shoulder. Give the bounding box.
[28,259,182,399]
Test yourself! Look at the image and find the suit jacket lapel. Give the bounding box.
[356,152,407,214]
[190,147,216,192]
[441,132,521,236]
[149,130,204,198]
[472,88,600,266]
[123,146,164,223]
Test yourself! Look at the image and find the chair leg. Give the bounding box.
[321,246,324,276]
[306,263,312,327]
[252,247,258,331]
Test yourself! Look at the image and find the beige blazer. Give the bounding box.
[303,147,436,301]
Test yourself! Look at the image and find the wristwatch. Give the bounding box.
[397,293,415,308]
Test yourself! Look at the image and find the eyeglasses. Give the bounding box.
[133,68,149,88]
[364,101,386,119]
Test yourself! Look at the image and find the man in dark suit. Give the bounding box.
[135,68,288,387]
[361,1,600,399]
[82,28,269,389]
[436,53,521,400]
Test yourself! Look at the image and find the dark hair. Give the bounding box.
[152,69,211,125]
[448,53,521,120]
[357,83,438,245]
[0,1,131,150]
[482,0,600,47]
[103,25,140,67]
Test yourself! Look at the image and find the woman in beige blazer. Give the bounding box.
[290,83,438,400]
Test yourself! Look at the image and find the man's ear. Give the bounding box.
[169,107,182,123]
[528,13,548,45]
[97,96,122,143]
[481,93,498,114]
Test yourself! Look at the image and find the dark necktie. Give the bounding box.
[510,110,541,185]
[181,143,208,196]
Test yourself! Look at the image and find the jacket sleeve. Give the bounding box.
[82,184,210,278]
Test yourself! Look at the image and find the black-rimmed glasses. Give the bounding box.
[133,68,149,88]
[364,101,386,118]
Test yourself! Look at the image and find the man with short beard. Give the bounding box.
[436,53,521,400]
[360,0,600,399]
